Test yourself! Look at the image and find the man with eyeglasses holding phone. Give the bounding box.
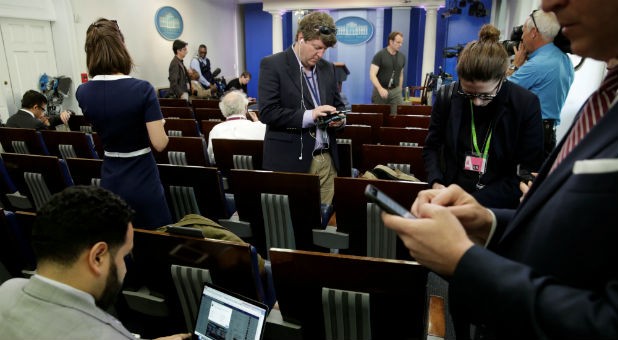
[507,10,574,159]
[258,11,345,205]
[422,24,544,209]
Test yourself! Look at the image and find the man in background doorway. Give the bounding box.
[370,31,406,115]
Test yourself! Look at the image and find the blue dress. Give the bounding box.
[76,76,172,229]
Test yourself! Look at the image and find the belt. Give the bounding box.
[104,147,151,158]
[386,85,398,90]
[312,148,329,156]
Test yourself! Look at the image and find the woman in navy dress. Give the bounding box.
[76,18,172,229]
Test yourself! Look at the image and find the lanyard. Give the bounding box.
[470,100,492,159]
[303,72,321,106]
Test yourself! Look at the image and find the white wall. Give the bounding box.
[70,0,240,89]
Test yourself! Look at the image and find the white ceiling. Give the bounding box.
[236,0,445,11]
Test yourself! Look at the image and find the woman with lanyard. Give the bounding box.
[423,24,544,209]
[76,18,172,228]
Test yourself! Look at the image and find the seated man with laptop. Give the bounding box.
[0,186,189,340]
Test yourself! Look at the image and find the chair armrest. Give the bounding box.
[312,226,349,249]
[122,286,170,317]
[219,215,252,238]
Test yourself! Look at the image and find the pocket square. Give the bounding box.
[572,158,618,174]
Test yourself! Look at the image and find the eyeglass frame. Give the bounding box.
[456,77,504,101]
[529,9,540,32]
[314,25,336,36]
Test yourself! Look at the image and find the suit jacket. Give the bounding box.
[423,81,544,208]
[6,109,63,130]
[0,275,136,339]
[450,102,618,338]
[258,46,345,173]
[168,56,189,99]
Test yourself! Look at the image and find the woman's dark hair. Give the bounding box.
[85,18,134,77]
[296,12,337,48]
[456,24,508,82]
[32,186,135,266]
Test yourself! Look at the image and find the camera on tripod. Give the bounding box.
[210,68,227,98]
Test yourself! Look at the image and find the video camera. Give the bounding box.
[443,44,466,59]
[210,68,227,98]
[39,74,72,116]
[501,25,571,56]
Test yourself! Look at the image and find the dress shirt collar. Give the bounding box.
[34,273,96,305]
[92,75,132,81]
[21,109,35,118]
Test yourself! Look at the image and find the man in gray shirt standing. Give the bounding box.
[370,31,406,115]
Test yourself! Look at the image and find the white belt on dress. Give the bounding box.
[104,147,151,158]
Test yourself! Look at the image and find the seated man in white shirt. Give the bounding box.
[0,186,189,340]
[207,90,266,164]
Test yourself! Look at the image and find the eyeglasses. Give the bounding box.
[314,25,337,36]
[529,9,539,32]
[457,78,504,101]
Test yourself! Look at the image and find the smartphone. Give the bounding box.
[364,184,416,219]
[517,165,535,183]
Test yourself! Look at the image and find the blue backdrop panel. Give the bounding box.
[244,3,272,98]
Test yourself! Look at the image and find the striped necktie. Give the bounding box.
[550,66,618,172]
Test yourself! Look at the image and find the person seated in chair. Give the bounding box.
[188,68,214,100]
[226,71,255,101]
[207,90,265,164]
[7,90,71,130]
[0,186,189,340]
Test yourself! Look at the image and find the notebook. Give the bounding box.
[193,282,268,340]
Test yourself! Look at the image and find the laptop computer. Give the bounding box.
[193,282,268,340]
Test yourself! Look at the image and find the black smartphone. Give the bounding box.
[364,184,416,219]
[517,165,535,183]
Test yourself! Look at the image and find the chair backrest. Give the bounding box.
[152,137,208,166]
[1,153,72,211]
[191,99,220,109]
[159,98,189,107]
[0,209,36,277]
[0,128,48,155]
[163,118,200,137]
[396,105,432,115]
[194,108,225,123]
[200,120,222,141]
[211,139,263,177]
[270,248,428,340]
[322,287,371,340]
[128,229,262,332]
[170,264,213,333]
[67,115,94,133]
[366,203,396,259]
[343,114,382,145]
[336,142,353,177]
[351,104,390,116]
[65,158,103,186]
[0,157,18,209]
[261,193,296,253]
[157,164,229,221]
[384,115,431,129]
[333,177,426,258]
[379,127,428,147]
[361,144,427,181]
[40,130,98,159]
[229,169,322,257]
[336,124,372,169]
[160,106,195,119]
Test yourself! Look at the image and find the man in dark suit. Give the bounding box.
[383,0,618,338]
[258,11,345,205]
[6,90,71,130]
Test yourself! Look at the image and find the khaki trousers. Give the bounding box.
[308,152,337,205]
[371,86,404,115]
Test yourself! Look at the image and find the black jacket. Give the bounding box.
[6,110,63,130]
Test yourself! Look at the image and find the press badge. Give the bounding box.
[464,154,487,173]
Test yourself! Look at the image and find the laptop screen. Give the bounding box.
[194,283,267,340]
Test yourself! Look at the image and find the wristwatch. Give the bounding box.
[509,64,519,71]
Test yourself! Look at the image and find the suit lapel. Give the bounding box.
[317,61,329,106]
[284,47,315,110]
[498,103,618,243]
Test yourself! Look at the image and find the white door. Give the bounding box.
[0,18,58,117]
